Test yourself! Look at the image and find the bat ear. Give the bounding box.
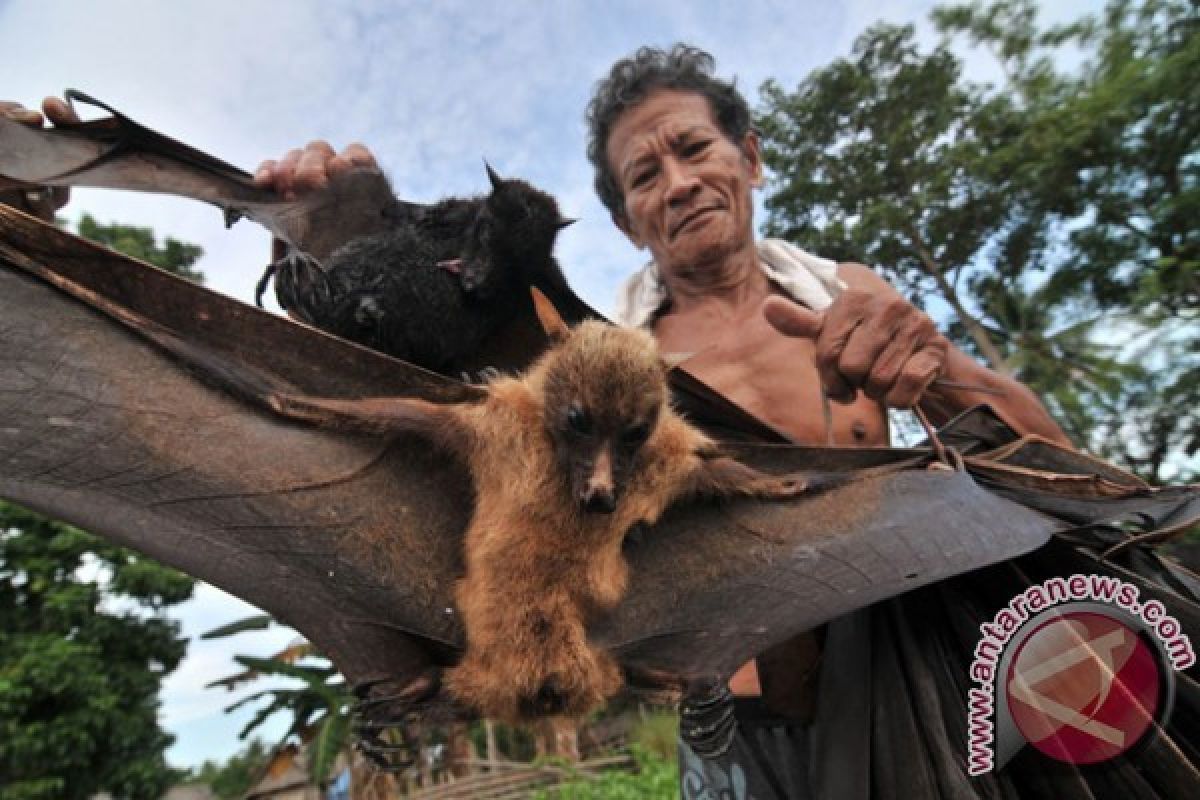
[484,160,503,189]
[531,287,570,342]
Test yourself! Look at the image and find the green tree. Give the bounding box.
[0,215,204,799]
[77,213,205,283]
[0,506,194,800]
[757,0,1197,481]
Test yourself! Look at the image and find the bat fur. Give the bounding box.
[263,164,575,373]
[265,290,804,721]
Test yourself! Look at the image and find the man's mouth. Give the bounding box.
[670,207,720,239]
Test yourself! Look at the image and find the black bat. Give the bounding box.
[265,164,576,373]
[3,98,1200,796]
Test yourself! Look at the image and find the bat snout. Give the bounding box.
[580,447,617,514]
[582,488,617,514]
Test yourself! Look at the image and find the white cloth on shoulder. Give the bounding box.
[612,238,847,329]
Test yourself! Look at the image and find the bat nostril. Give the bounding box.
[583,491,617,514]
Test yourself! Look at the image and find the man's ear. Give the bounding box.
[612,211,645,250]
[742,130,764,188]
[531,287,571,342]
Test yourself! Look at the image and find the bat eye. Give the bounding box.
[622,423,650,445]
[567,406,592,434]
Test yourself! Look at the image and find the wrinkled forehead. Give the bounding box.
[605,90,723,175]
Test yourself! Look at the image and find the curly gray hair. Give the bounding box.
[585,44,752,221]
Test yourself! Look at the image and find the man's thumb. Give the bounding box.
[763,296,823,339]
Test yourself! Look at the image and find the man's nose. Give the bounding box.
[663,158,700,207]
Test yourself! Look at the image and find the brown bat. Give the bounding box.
[255,288,806,722]
[3,99,1200,796]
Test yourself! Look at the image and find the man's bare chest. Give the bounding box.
[654,306,887,445]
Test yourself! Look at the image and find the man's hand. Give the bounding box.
[0,97,81,220]
[253,140,379,200]
[763,289,949,409]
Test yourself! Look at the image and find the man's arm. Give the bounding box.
[764,262,1070,445]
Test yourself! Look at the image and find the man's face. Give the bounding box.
[606,89,762,276]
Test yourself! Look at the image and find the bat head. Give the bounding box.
[532,290,667,514]
[459,163,573,295]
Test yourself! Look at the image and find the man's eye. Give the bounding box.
[631,169,656,189]
[683,141,709,158]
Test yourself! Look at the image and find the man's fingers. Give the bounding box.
[326,155,354,180]
[293,140,337,192]
[862,330,916,402]
[342,142,378,169]
[272,148,304,197]
[254,141,377,195]
[41,96,81,126]
[253,159,278,188]
[0,102,43,126]
[884,349,944,409]
[762,296,823,339]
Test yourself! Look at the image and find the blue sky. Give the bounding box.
[1,0,1103,770]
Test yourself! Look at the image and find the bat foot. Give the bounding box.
[353,668,443,717]
[680,681,738,759]
[353,668,468,772]
[256,249,331,313]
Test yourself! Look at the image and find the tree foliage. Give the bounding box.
[757,0,1197,482]
[77,213,205,283]
[0,506,194,800]
[203,616,353,786]
[0,216,203,799]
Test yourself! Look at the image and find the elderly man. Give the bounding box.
[3,45,1067,797]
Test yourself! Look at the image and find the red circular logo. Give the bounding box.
[1005,611,1161,764]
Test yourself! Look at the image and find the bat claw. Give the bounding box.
[436,258,463,274]
[257,250,330,315]
[680,682,738,759]
[353,669,442,715]
[350,669,450,771]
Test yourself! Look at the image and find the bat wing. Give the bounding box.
[0,204,476,691]
[601,432,1200,687]
[0,90,414,262]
